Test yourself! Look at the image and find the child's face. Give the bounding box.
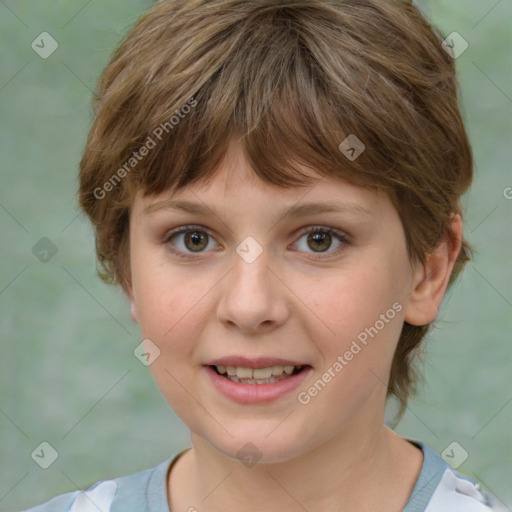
[128,140,419,462]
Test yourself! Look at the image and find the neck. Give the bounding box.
[169,415,423,512]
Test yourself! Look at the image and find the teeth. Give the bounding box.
[236,367,253,379]
[253,367,272,379]
[271,365,284,376]
[213,364,303,384]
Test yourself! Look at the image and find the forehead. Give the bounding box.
[134,140,394,220]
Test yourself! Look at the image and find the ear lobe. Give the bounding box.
[129,299,139,324]
[403,214,463,326]
[124,282,139,324]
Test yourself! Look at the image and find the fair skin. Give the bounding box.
[127,140,462,512]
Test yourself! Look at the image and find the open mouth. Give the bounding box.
[209,364,307,385]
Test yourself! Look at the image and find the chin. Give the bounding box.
[193,418,320,466]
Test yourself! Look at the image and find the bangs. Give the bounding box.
[115,2,438,200]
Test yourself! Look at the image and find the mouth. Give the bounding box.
[209,364,306,385]
[204,356,312,403]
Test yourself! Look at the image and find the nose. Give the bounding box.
[216,247,290,335]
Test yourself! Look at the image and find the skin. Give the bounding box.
[127,139,462,512]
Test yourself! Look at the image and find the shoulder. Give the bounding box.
[21,480,118,512]
[404,441,498,512]
[20,452,184,512]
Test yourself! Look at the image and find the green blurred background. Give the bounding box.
[1,1,510,510]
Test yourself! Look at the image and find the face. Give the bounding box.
[128,140,419,463]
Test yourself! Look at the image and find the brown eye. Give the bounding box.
[165,226,219,258]
[307,231,332,252]
[293,226,348,258]
[183,230,209,252]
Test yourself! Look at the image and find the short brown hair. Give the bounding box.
[78,0,473,415]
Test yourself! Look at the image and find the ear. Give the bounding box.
[403,214,463,326]
[123,280,139,324]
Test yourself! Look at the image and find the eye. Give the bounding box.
[292,226,348,257]
[163,224,349,260]
[163,225,219,258]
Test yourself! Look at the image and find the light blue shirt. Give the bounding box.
[21,442,496,511]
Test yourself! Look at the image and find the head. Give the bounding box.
[79,0,472,460]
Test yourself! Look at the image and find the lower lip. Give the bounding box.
[204,366,312,404]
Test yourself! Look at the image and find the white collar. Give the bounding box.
[425,469,493,511]
[68,480,117,512]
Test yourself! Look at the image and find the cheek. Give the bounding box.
[134,269,202,339]
[130,263,213,423]
[307,258,406,402]
[300,277,404,426]
[311,263,403,340]
[130,253,220,367]
[131,245,183,332]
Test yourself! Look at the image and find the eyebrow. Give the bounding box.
[143,199,373,218]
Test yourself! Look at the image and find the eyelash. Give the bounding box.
[162,224,350,260]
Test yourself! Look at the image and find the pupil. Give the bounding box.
[309,232,331,252]
[186,231,207,251]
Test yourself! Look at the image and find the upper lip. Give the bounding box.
[205,356,308,368]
